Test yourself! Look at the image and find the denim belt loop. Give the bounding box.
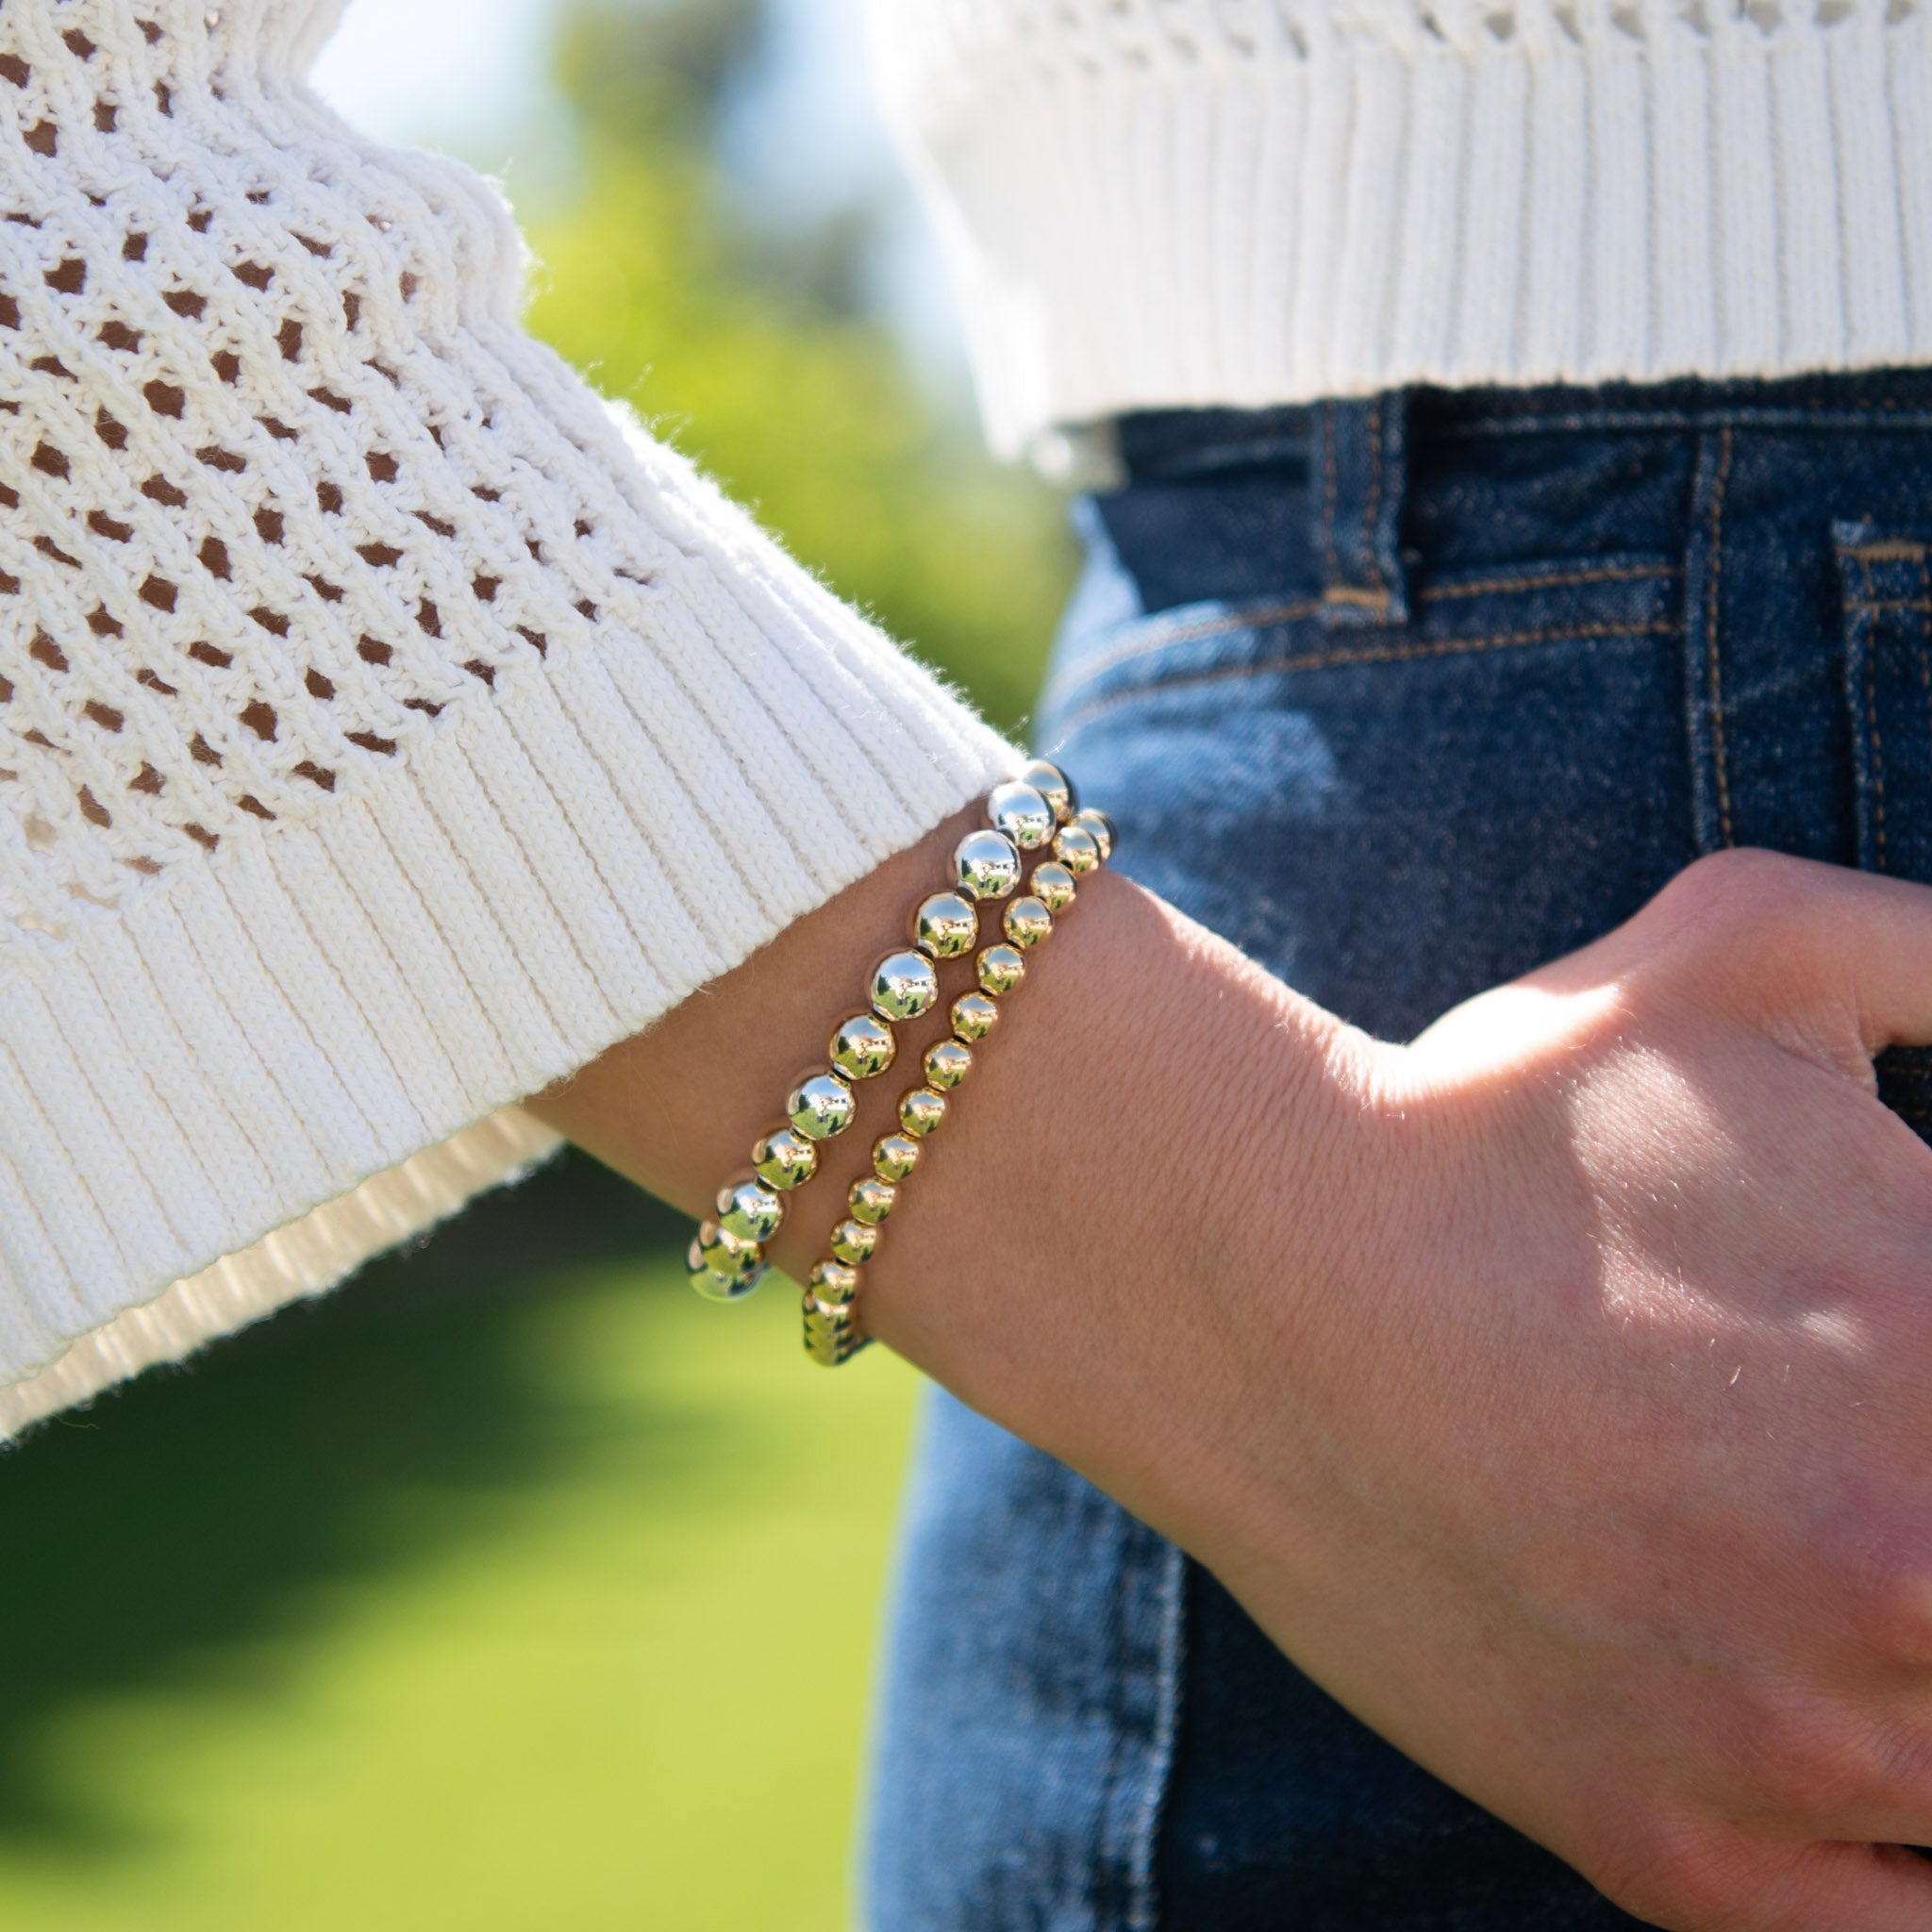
[1313,391,1412,628]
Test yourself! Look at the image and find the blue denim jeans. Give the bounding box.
[863,371,1932,1929]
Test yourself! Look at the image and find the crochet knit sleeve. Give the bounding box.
[0,0,1017,1437]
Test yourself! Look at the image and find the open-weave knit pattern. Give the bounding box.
[871,0,1932,452]
[0,0,1014,1436]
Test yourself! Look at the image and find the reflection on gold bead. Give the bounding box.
[696,1219,764,1292]
[830,1217,879,1266]
[753,1125,819,1191]
[788,1070,856,1140]
[1073,807,1115,861]
[716,1174,784,1243]
[954,826,1022,902]
[803,1291,863,1365]
[950,991,999,1042]
[989,779,1055,850]
[689,1235,765,1303]
[924,1038,973,1090]
[1030,861,1076,913]
[829,1010,896,1080]
[874,1133,922,1181]
[1052,822,1101,874]
[899,1087,947,1137]
[1004,895,1053,949]
[1017,758,1074,823]
[808,1265,862,1309]
[912,891,979,960]
[849,1174,897,1224]
[977,944,1025,996]
[871,948,941,1023]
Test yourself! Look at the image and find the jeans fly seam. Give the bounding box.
[1056,619,1681,732]
[1706,427,1737,846]
[1361,392,1385,592]
[1320,399,1341,593]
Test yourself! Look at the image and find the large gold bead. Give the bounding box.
[988,779,1055,850]
[912,891,979,961]
[716,1174,784,1243]
[873,1133,922,1181]
[950,991,999,1042]
[899,1087,947,1137]
[1017,758,1075,824]
[753,1125,819,1191]
[1003,895,1054,950]
[849,1174,897,1224]
[688,1235,766,1304]
[924,1039,973,1091]
[1029,861,1076,914]
[808,1261,863,1308]
[871,948,941,1023]
[1051,822,1101,874]
[787,1070,856,1141]
[1073,807,1116,861]
[976,943,1025,996]
[829,1010,896,1080]
[829,1217,880,1267]
[954,826,1022,902]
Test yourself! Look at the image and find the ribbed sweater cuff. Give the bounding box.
[0,541,1016,1439]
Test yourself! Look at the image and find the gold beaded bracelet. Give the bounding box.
[686,758,1116,1366]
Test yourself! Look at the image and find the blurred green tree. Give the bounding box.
[526,0,1075,734]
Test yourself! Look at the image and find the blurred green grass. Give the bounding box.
[0,1157,921,1930]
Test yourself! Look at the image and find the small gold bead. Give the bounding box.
[829,1010,896,1081]
[688,1235,765,1303]
[787,1070,857,1141]
[1073,807,1115,862]
[716,1174,784,1243]
[924,1038,973,1090]
[873,1133,922,1182]
[849,1174,897,1224]
[954,826,1022,902]
[950,991,999,1042]
[976,943,1025,996]
[803,1292,863,1366]
[1003,895,1054,950]
[871,948,941,1023]
[912,890,979,961]
[753,1126,819,1191]
[899,1087,947,1137]
[829,1217,879,1267]
[1017,757,1075,824]
[1030,861,1076,914]
[807,1270,862,1315]
[1051,822,1101,874]
[988,779,1056,851]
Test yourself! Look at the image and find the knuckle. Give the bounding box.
[1729,1695,1868,1820]
[1659,847,1814,950]
[1833,1532,1932,1669]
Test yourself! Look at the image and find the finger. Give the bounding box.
[1723,1840,1932,1932]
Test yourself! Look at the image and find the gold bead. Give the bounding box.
[954,826,1022,902]
[989,779,1056,850]
[912,890,979,960]
[874,1133,922,1181]
[976,943,1025,996]
[1051,822,1101,874]
[716,1174,784,1243]
[924,1038,973,1090]
[808,1262,862,1308]
[1003,895,1054,949]
[950,991,999,1042]
[849,1174,896,1224]
[871,948,941,1023]
[803,1291,863,1366]
[1029,861,1076,914]
[899,1087,947,1137]
[829,1010,896,1080]
[787,1070,856,1141]
[1073,807,1115,862]
[753,1125,819,1191]
[688,1234,766,1303]
[830,1217,880,1267]
[1017,757,1075,824]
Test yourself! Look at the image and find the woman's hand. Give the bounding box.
[536,838,1932,1930]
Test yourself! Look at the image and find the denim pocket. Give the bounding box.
[1041,554,1692,1039]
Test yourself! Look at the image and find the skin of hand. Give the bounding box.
[533,827,1932,1931]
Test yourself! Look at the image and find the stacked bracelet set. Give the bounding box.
[686,758,1115,1366]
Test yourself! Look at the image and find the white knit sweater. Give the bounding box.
[871,0,1932,454]
[1,0,1926,1434]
